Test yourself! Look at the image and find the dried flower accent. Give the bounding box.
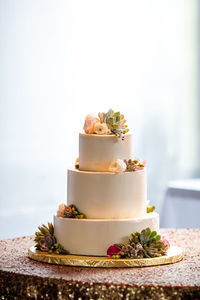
[98,109,129,138]
[34,223,68,254]
[75,157,79,169]
[94,122,110,135]
[107,228,169,259]
[83,113,100,134]
[108,159,127,173]
[57,204,69,218]
[57,203,86,219]
[147,205,156,213]
[124,158,146,172]
[161,236,170,250]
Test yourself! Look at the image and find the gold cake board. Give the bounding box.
[28,246,183,268]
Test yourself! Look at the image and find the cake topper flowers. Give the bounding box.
[83,114,100,134]
[83,109,129,138]
[94,122,110,135]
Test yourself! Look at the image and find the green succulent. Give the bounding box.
[109,228,168,259]
[54,243,69,255]
[34,222,55,250]
[129,228,167,258]
[147,205,156,213]
[98,109,129,137]
[34,222,68,254]
[70,204,86,219]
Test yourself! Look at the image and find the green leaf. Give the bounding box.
[116,115,120,122]
[114,243,124,248]
[114,111,120,117]
[156,235,161,240]
[150,231,157,238]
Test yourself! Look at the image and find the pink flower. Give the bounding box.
[83,114,100,134]
[135,159,146,170]
[107,245,122,257]
[140,160,146,166]
[161,236,170,250]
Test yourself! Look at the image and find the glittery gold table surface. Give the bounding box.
[0,229,200,299]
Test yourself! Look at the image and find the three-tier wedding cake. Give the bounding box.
[53,109,159,256]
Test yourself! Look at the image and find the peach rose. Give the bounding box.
[94,122,110,135]
[57,203,67,218]
[83,114,100,134]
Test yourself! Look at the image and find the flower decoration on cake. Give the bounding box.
[108,159,127,173]
[107,228,169,259]
[34,222,68,254]
[75,157,79,169]
[57,203,86,219]
[108,158,146,173]
[94,122,110,135]
[107,245,123,258]
[161,236,170,250]
[83,113,100,134]
[83,109,129,138]
[124,158,146,171]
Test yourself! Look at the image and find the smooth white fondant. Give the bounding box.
[67,168,147,219]
[79,133,132,171]
[54,212,159,256]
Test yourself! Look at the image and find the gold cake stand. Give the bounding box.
[28,246,183,268]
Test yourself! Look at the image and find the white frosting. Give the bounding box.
[54,212,159,256]
[67,168,147,219]
[79,133,132,172]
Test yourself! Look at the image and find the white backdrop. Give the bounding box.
[0,0,198,238]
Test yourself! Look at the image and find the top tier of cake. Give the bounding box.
[79,133,132,172]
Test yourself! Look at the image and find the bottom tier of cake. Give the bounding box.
[54,212,159,256]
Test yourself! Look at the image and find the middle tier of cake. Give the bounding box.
[67,168,147,219]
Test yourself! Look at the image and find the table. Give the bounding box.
[0,229,200,299]
[160,179,200,228]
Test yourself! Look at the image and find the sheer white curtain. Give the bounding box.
[0,0,198,238]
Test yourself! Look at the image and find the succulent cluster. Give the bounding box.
[107,228,169,259]
[57,203,85,219]
[124,159,146,171]
[34,223,68,254]
[98,109,129,138]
